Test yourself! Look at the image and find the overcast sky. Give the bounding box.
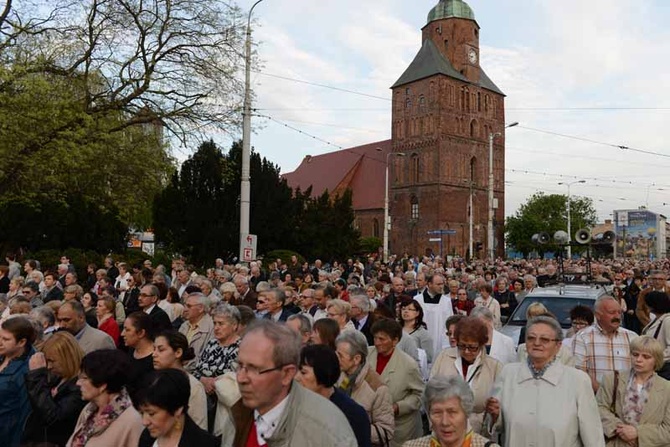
[212,0,670,223]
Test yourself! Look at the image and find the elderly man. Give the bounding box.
[470,306,516,365]
[138,284,172,332]
[350,292,374,345]
[415,273,454,355]
[298,288,318,317]
[575,295,638,392]
[57,300,115,354]
[233,320,357,446]
[179,292,214,371]
[286,313,312,347]
[176,268,193,298]
[235,276,257,309]
[313,285,335,321]
[262,288,293,322]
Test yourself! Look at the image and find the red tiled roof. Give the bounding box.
[283,140,392,210]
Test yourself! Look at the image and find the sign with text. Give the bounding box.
[241,234,257,262]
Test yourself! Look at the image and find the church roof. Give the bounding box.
[427,0,476,24]
[391,39,504,95]
[282,140,392,211]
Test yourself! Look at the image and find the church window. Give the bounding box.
[411,196,419,220]
[410,153,419,184]
[373,219,380,238]
[419,95,426,113]
[484,95,490,113]
[470,119,478,138]
[477,92,481,112]
[405,98,412,111]
[406,87,411,96]
[470,157,477,183]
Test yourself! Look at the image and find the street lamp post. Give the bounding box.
[383,151,405,262]
[239,0,266,262]
[488,122,518,261]
[558,179,586,259]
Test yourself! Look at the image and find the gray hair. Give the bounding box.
[424,375,475,416]
[523,274,537,286]
[595,295,619,311]
[287,313,312,335]
[349,294,371,313]
[63,284,83,299]
[211,302,241,324]
[266,288,286,306]
[470,306,494,322]
[335,330,369,364]
[256,281,271,293]
[243,319,301,367]
[187,292,210,311]
[30,306,55,328]
[526,316,564,342]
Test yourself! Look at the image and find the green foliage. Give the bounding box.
[264,250,306,268]
[359,237,383,254]
[505,192,598,257]
[154,140,361,264]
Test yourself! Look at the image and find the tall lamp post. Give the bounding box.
[382,151,405,263]
[558,179,586,259]
[488,121,518,261]
[239,0,266,261]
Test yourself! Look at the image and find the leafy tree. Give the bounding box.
[505,192,597,257]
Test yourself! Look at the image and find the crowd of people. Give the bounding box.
[1,252,670,446]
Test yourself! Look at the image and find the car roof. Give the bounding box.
[525,284,608,300]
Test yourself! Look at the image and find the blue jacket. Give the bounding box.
[0,346,34,447]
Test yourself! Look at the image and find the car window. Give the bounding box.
[510,296,596,327]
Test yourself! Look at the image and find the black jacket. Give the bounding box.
[149,305,172,332]
[138,414,218,447]
[357,314,375,346]
[22,370,86,447]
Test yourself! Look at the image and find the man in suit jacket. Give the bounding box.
[262,288,294,322]
[138,284,172,332]
[56,300,115,354]
[350,293,374,345]
[234,276,257,308]
[179,292,214,372]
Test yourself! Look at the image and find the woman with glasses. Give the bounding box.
[453,288,475,316]
[562,305,594,354]
[517,312,575,366]
[430,316,501,434]
[327,299,356,332]
[399,299,434,363]
[485,316,604,446]
[597,336,670,446]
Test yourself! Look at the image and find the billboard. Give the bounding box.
[614,210,666,259]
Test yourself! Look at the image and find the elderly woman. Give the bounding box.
[219,282,238,305]
[517,312,574,366]
[67,350,143,446]
[474,284,501,330]
[485,316,605,447]
[399,299,434,363]
[640,291,670,379]
[597,335,670,446]
[327,298,356,332]
[369,319,424,447]
[336,330,395,447]
[403,375,500,447]
[192,304,241,388]
[430,316,501,433]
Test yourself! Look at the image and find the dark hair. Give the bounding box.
[454,316,488,346]
[155,282,169,301]
[299,344,341,388]
[156,330,196,362]
[569,304,595,325]
[136,369,190,414]
[24,282,40,293]
[84,291,99,307]
[167,287,181,304]
[312,318,340,350]
[371,318,403,341]
[126,311,156,340]
[446,314,465,330]
[62,299,85,317]
[81,349,131,393]
[1,316,36,347]
[236,305,255,327]
[646,291,670,315]
[399,299,427,330]
[184,285,202,295]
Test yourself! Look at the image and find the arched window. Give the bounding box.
[411,196,419,220]
[484,94,490,113]
[470,157,477,183]
[405,98,412,111]
[477,92,481,112]
[410,153,419,184]
[470,119,478,138]
[373,219,380,238]
[419,95,426,113]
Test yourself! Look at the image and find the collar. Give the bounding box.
[357,314,369,329]
[74,324,89,340]
[517,358,563,385]
[254,393,290,444]
[144,304,156,314]
[595,323,619,337]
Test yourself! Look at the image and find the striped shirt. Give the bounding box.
[574,324,638,385]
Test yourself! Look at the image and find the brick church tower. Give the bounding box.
[390,0,506,259]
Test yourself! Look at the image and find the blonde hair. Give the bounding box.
[41,331,84,380]
[526,302,548,319]
[630,335,664,371]
[326,299,351,316]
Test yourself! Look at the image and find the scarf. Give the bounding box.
[430,429,473,447]
[340,365,363,397]
[622,371,653,426]
[526,356,556,380]
[70,387,133,447]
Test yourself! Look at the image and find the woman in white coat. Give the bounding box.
[485,316,605,447]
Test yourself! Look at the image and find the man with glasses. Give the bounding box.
[179,292,214,371]
[233,320,357,446]
[138,284,171,332]
[415,273,454,357]
[636,270,668,327]
[21,282,43,308]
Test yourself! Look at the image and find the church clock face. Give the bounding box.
[468,49,478,64]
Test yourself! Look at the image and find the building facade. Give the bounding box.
[389,0,507,258]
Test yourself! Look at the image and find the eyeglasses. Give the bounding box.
[571,321,589,328]
[233,362,286,376]
[526,335,559,345]
[457,343,480,352]
[139,293,154,298]
[327,312,342,318]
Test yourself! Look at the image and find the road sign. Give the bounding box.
[241,234,257,262]
[427,229,457,235]
[429,238,441,242]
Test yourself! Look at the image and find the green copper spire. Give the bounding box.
[427,0,476,24]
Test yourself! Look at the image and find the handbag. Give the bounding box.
[372,424,390,447]
[604,371,619,443]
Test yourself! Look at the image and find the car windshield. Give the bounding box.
[509,296,595,328]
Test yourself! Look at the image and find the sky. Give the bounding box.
[213,0,670,223]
